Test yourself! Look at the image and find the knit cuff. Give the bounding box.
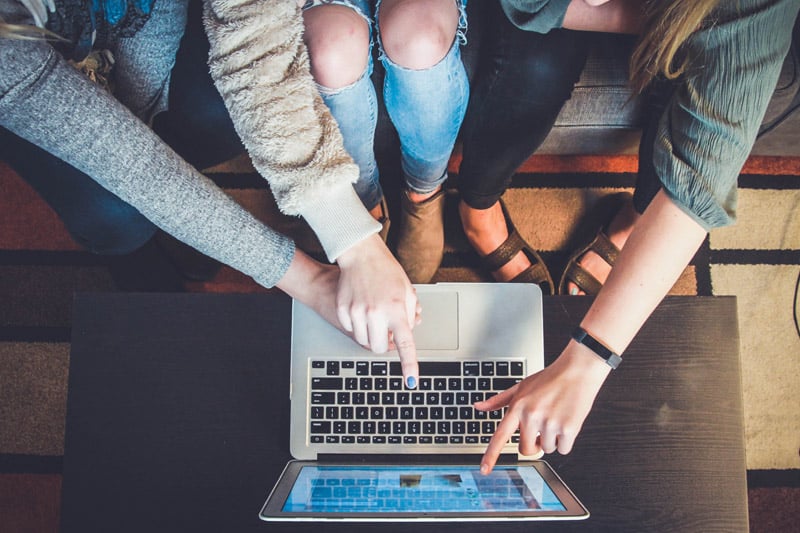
[300,184,381,262]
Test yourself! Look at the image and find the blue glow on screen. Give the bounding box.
[282,465,565,513]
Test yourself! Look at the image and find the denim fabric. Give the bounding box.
[0,0,188,254]
[2,0,243,254]
[308,0,469,208]
[457,0,588,209]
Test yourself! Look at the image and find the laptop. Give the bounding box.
[260,282,589,521]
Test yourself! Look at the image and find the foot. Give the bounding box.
[566,199,640,295]
[395,186,446,283]
[369,197,390,242]
[459,200,531,281]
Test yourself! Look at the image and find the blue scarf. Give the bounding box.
[46,0,156,60]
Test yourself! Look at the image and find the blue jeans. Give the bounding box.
[308,0,469,210]
[1,0,241,254]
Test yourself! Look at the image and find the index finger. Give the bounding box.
[389,318,418,389]
[480,410,520,475]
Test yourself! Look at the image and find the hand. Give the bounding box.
[476,341,611,473]
[335,234,421,388]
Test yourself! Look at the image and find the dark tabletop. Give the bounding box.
[60,293,747,532]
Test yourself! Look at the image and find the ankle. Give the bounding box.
[407,186,441,204]
[459,200,509,256]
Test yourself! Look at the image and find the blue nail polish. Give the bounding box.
[406,376,417,389]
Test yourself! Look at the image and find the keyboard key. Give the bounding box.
[312,377,342,390]
[419,436,432,444]
[393,422,406,434]
[496,362,509,376]
[356,407,368,419]
[389,378,403,390]
[374,378,388,390]
[390,361,461,376]
[385,407,398,419]
[481,362,495,376]
[400,407,413,419]
[348,422,361,434]
[337,392,350,405]
[433,378,447,390]
[326,361,340,376]
[325,406,338,419]
[371,362,388,376]
[341,406,354,419]
[345,378,358,390]
[311,421,331,433]
[415,407,429,419]
[311,435,324,443]
[419,378,432,391]
[352,392,365,405]
[342,435,355,443]
[311,392,335,404]
[511,362,524,376]
[373,436,387,443]
[356,361,370,376]
[396,393,410,405]
[360,377,373,390]
[367,392,380,405]
[450,436,464,444]
[478,378,492,391]
[423,421,435,434]
[312,361,325,369]
[370,407,383,419]
[426,392,439,405]
[411,393,425,405]
[333,421,346,434]
[435,436,448,444]
[342,361,355,369]
[404,436,417,444]
[357,436,370,444]
[463,362,480,376]
[378,421,391,434]
[389,436,402,444]
[381,392,394,404]
[493,378,521,390]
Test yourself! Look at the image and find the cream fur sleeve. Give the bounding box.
[203,0,379,261]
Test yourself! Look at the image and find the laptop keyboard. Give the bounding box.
[309,360,522,446]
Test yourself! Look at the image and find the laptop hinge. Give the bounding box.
[316,453,519,464]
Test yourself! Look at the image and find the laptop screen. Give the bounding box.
[282,464,565,514]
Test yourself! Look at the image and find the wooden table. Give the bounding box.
[60,293,747,532]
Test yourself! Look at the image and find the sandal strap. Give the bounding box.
[482,230,527,272]
[562,261,603,295]
[589,231,620,267]
[510,259,552,288]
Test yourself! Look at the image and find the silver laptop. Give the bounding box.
[260,282,589,521]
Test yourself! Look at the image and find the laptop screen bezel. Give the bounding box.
[259,460,589,522]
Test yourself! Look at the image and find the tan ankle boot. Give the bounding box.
[375,196,390,242]
[396,189,446,283]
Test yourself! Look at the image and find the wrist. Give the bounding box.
[336,233,385,269]
[571,326,623,369]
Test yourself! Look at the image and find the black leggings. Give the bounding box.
[457,2,589,209]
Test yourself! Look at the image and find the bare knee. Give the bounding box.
[379,0,459,70]
[303,5,370,89]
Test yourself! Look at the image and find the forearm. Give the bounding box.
[563,0,643,34]
[579,189,707,358]
[202,0,379,261]
[0,39,295,288]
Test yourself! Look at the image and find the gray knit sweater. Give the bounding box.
[0,0,379,288]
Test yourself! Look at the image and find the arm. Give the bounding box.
[562,0,643,34]
[500,0,642,34]
[479,190,707,471]
[202,0,419,382]
[479,0,799,471]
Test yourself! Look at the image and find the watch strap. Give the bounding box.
[571,327,622,369]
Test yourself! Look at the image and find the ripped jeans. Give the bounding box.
[305,0,469,210]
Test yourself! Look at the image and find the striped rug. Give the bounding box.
[1,153,798,531]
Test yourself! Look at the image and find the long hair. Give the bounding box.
[629,0,722,93]
[0,18,66,41]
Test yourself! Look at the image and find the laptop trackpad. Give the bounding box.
[414,291,458,350]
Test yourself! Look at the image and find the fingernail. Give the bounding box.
[480,464,489,475]
[570,287,578,295]
[406,376,417,389]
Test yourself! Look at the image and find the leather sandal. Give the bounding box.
[558,192,631,295]
[479,199,555,294]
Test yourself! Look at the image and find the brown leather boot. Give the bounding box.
[396,188,446,283]
[375,196,391,242]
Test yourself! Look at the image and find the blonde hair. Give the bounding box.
[0,18,66,41]
[629,0,721,93]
